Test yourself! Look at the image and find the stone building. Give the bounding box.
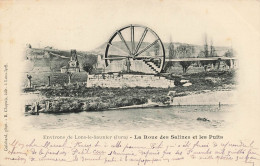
[61,49,80,73]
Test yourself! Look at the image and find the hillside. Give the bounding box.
[91,41,229,58]
[24,48,99,72]
[24,41,230,73]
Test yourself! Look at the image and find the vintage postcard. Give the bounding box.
[0,0,260,165]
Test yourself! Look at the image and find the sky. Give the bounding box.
[1,0,260,51]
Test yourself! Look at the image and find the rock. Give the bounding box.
[167,91,176,97]
[197,117,210,122]
[205,77,221,85]
[183,82,192,87]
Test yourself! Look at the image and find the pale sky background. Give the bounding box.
[1,0,260,52]
[1,0,260,153]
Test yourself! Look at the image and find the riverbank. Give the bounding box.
[172,90,237,105]
[22,70,237,114]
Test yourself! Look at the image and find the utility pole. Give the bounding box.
[67,72,73,84]
[47,76,51,86]
[125,58,131,73]
[27,74,32,88]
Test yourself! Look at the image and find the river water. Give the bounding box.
[23,105,233,131]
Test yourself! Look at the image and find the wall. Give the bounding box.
[87,74,174,88]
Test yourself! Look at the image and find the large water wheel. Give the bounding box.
[104,24,165,74]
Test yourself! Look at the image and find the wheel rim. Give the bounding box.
[105,24,165,74]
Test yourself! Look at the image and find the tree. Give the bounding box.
[223,49,234,69]
[80,54,98,74]
[209,40,218,69]
[224,59,231,69]
[175,44,195,73]
[162,61,174,73]
[224,49,234,58]
[168,42,175,59]
[198,50,210,71]
[179,61,193,73]
[26,44,32,48]
[162,39,176,72]
[154,42,160,56]
[210,40,217,57]
[82,63,94,74]
[199,36,211,71]
[204,35,209,58]
[198,39,219,71]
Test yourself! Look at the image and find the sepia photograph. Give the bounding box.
[22,24,237,131]
[1,0,259,165]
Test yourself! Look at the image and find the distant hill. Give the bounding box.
[23,41,230,73]
[24,48,100,72]
[91,41,229,58]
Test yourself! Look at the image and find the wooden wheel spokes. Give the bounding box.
[131,25,135,54]
[135,39,159,57]
[107,43,129,57]
[104,57,127,60]
[135,55,164,59]
[105,24,165,73]
[107,54,129,58]
[134,27,148,55]
[116,31,132,55]
[114,26,159,57]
